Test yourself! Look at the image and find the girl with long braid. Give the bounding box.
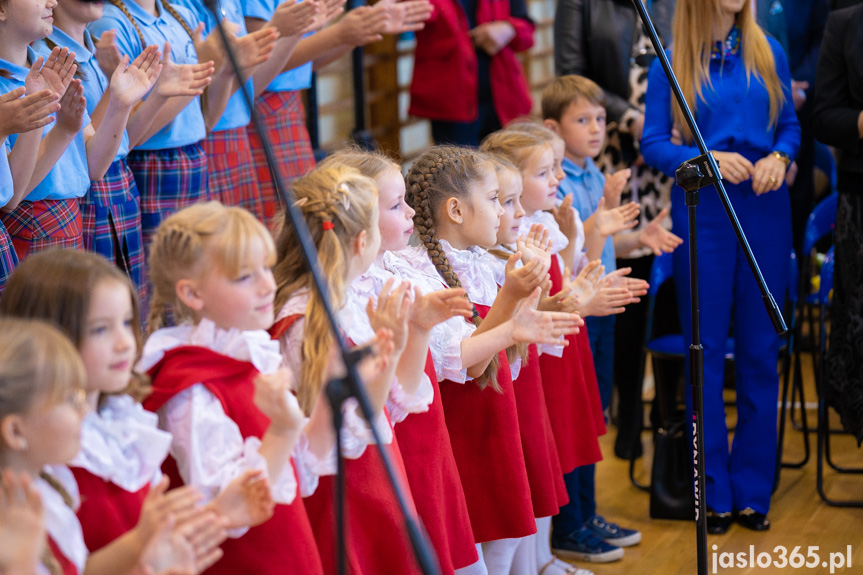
[404,146,582,574]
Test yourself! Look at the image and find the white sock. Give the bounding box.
[535,517,554,566]
[481,538,521,574]
[455,546,489,575]
[510,533,537,575]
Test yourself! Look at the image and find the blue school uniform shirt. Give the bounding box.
[558,156,616,272]
[641,36,800,179]
[174,0,253,132]
[0,47,91,202]
[1,138,12,207]
[243,0,313,92]
[34,28,130,162]
[88,0,207,150]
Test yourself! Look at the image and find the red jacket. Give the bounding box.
[409,0,534,124]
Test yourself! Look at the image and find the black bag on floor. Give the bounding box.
[649,415,694,520]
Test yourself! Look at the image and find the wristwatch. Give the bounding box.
[772,151,791,166]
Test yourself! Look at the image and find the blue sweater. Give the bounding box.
[641,36,800,179]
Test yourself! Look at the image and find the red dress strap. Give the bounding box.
[268,313,303,340]
[46,535,78,575]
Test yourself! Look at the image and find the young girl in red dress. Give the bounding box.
[140,201,331,575]
[404,145,582,574]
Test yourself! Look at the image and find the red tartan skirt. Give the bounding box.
[203,126,265,222]
[247,90,316,230]
[1,197,83,261]
[539,257,605,474]
[0,222,19,294]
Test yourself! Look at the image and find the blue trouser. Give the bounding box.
[553,316,614,536]
[670,157,790,515]
[552,464,597,536]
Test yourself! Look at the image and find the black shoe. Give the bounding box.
[706,509,733,535]
[737,508,770,531]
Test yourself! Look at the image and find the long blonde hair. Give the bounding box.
[147,202,276,333]
[273,166,379,415]
[405,146,504,392]
[671,0,785,142]
[480,130,552,173]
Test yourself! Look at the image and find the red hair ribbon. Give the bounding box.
[322,221,335,231]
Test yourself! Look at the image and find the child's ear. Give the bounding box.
[0,415,27,453]
[444,197,464,225]
[352,229,368,256]
[543,119,561,135]
[175,278,204,312]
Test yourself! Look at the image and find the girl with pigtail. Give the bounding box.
[403,145,582,574]
[271,164,430,575]
[0,318,219,575]
[139,202,337,575]
[87,0,277,251]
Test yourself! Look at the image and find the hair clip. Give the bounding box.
[338,182,351,210]
[293,197,308,207]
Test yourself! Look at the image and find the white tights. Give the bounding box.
[480,537,523,574]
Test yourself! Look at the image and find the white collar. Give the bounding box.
[438,239,500,307]
[37,466,87,574]
[382,247,448,296]
[71,395,171,492]
[138,318,283,375]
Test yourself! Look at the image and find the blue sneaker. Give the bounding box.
[552,527,624,563]
[583,514,642,547]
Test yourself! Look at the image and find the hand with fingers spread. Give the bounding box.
[0,87,59,137]
[603,267,648,302]
[503,252,550,300]
[638,207,683,255]
[133,477,205,548]
[55,80,87,133]
[155,43,214,98]
[579,285,632,317]
[95,30,124,79]
[713,151,754,185]
[139,509,228,575]
[25,47,77,97]
[110,47,162,107]
[552,194,579,243]
[538,270,581,314]
[253,367,306,433]
[307,0,347,32]
[270,0,321,37]
[409,286,473,331]
[511,288,583,344]
[469,21,516,56]
[374,0,434,34]
[366,279,412,353]
[566,260,604,311]
[231,27,280,71]
[594,197,640,237]
[209,469,275,529]
[337,5,388,46]
[602,168,631,207]
[516,224,552,270]
[0,470,44,575]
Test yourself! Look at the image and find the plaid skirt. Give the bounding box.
[83,159,146,302]
[1,197,83,261]
[247,90,316,229]
[0,223,20,294]
[126,142,209,247]
[202,126,264,222]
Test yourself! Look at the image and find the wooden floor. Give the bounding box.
[569,353,863,575]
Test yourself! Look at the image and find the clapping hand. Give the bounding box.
[25,47,76,97]
[155,42,214,97]
[270,0,321,37]
[410,286,473,331]
[367,279,412,353]
[110,47,162,106]
[55,80,86,133]
[552,194,579,243]
[516,224,552,270]
[209,469,275,529]
[593,196,640,237]
[638,207,682,255]
[0,87,59,136]
[511,288,582,345]
[374,0,434,34]
[253,367,306,433]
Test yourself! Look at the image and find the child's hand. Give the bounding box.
[410,286,472,331]
[603,267,648,302]
[552,194,578,243]
[374,0,434,34]
[638,207,683,255]
[0,470,44,574]
[579,285,631,317]
[602,168,631,207]
[94,30,124,79]
[0,87,59,136]
[55,80,86,133]
[593,196,640,237]
[135,477,205,547]
[469,20,516,56]
[511,288,583,344]
[110,48,162,107]
[140,509,227,575]
[366,279,411,353]
[155,43,214,97]
[503,252,550,300]
[336,5,388,46]
[231,27,280,71]
[208,469,275,529]
[270,0,321,37]
[25,48,77,97]
[306,0,347,32]
[566,260,604,311]
[517,224,552,269]
[253,368,306,433]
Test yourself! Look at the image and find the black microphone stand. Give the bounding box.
[628,3,787,575]
[202,4,440,574]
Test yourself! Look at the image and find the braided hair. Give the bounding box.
[273,166,379,415]
[405,146,503,392]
